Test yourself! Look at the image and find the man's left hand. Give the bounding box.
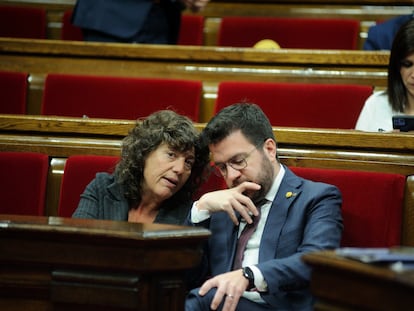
[198,269,249,311]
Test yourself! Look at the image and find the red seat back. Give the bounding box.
[290,166,405,247]
[0,152,49,216]
[61,10,83,41]
[0,70,28,114]
[42,73,202,121]
[178,14,204,45]
[193,164,227,200]
[218,17,360,49]
[0,5,46,39]
[215,81,372,129]
[58,155,120,217]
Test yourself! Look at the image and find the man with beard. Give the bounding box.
[185,103,343,311]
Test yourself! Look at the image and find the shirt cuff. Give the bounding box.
[191,201,211,223]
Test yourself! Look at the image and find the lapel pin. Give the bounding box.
[285,191,297,199]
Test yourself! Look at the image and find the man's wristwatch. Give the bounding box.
[242,266,255,290]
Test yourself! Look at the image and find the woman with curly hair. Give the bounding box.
[72,110,209,225]
[356,19,414,132]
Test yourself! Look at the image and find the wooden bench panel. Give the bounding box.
[0,38,389,122]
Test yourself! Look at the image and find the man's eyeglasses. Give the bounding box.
[213,145,259,177]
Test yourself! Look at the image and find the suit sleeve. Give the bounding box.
[258,183,342,297]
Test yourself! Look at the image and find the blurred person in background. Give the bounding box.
[363,5,413,50]
[356,19,414,132]
[72,0,209,44]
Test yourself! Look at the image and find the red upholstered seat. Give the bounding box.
[290,166,405,247]
[217,16,360,49]
[215,81,372,129]
[0,70,28,114]
[61,10,83,41]
[58,155,120,217]
[0,152,49,216]
[178,14,204,45]
[0,5,46,39]
[41,73,202,121]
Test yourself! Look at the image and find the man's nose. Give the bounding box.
[225,164,241,181]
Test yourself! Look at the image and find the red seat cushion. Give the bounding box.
[42,73,202,121]
[178,14,204,45]
[61,10,83,41]
[0,5,46,39]
[215,81,372,129]
[0,152,49,216]
[58,155,120,217]
[0,70,28,114]
[218,16,360,49]
[193,163,227,200]
[290,166,405,247]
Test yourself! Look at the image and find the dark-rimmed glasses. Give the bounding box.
[213,145,259,177]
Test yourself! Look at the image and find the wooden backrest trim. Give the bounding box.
[0,38,390,66]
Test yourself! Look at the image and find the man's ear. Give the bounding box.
[263,138,277,160]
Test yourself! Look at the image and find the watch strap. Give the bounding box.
[242,266,255,290]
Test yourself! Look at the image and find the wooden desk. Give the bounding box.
[302,251,414,310]
[0,214,210,311]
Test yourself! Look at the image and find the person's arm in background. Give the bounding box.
[363,25,381,50]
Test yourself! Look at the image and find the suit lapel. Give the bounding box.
[259,168,303,262]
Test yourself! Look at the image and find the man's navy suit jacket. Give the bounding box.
[363,14,413,50]
[187,166,343,310]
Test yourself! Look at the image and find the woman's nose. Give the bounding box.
[172,158,186,174]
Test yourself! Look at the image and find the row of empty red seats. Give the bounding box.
[41,73,203,121]
[0,5,361,49]
[217,16,360,49]
[1,70,372,129]
[0,151,405,248]
[0,5,46,39]
[0,70,203,121]
[215,81,372,129]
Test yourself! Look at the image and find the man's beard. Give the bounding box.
[238,153,274,206]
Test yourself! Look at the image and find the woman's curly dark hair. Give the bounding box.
[114,110,209,207]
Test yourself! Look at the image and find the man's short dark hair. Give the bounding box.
[202,103,276,149]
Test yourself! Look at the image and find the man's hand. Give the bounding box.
[197,182,261,225]
[181,0,210,12]
[199,269,249,311]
